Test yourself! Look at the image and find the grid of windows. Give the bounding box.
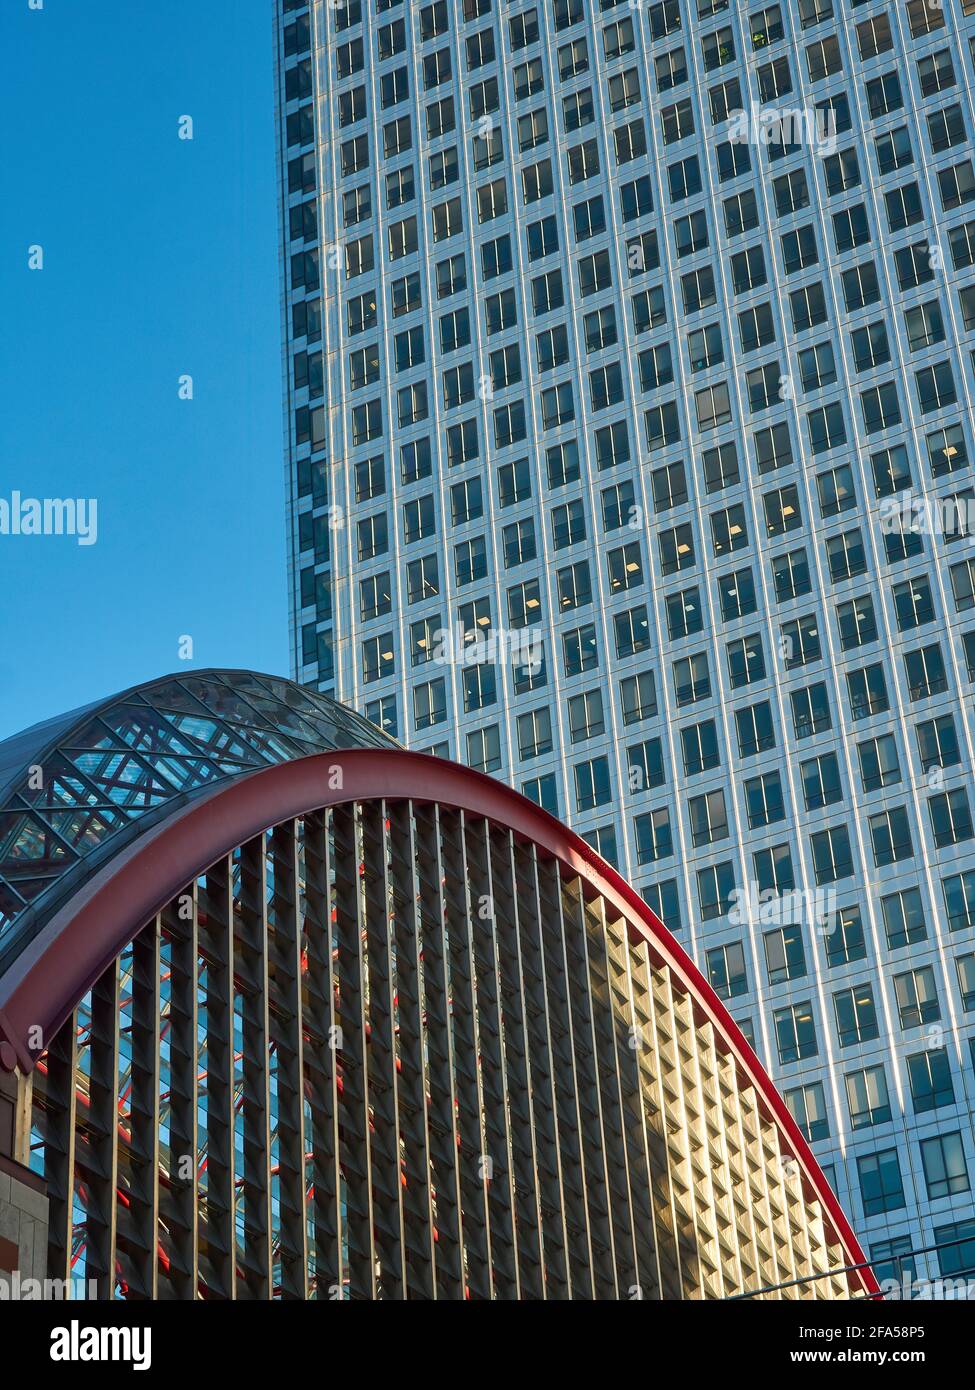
[278,0,975,1272]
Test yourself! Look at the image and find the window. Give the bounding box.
[695,382,732,431]
[833,985,879,1047]
[607,539,645,594]
[616,605,650,657]
[728,633,765,687]
[858,1149,905,1217]
[513,58,544,102]
[906,0,945,37]
[436,254,466,300]
[517,707,552,760]
[921,1134,969,1201]
[753,843,794,898]
[718,567,756,620]
[791,682,830,738]
[627,737,664,793]
[957,953,975,1011]
[509,8,539,49]
[755,422,793,474]
[574,756,611,812]
[359,572,391,623]
[697,861,736,921]
[634,808,673,864]
[621,671,657,725]
[703,442,739,493]
[810,825,853,884]
[770,550,807,604]
[880,888,925,952]
[682,719,720,775]
[413,679,446,732]
[944,870,975,932]
[791,282,827,331]
[825,905,866,968]
[916,715,960,772]
[688,789,728,847]
[904,642,947,700]
[522,773,558,816]
[908,1049,954,1115]
[455,539,485,586]
[735,701,774,757]
[916,362,957,415]
[893,966,939,1030]
[868,806,913,867]
[706,942,748,1000]
[780,615,820,669]
[801,752,841,811]
[362,635,395,685]
[467,725,501,774]
[764,925,805,985]
[785,1082,828,1143]
[846,1066,891,1130]
[762,480,801,533]
[568,689,604,746]
[506,580,541,634]
[837,596,877,652]
[936,1220,975,1280]
[724,188,757,236]
[929,788,974,848]
[930,105,968,156]
[774,1002,817,1064]
[462,663,496,713]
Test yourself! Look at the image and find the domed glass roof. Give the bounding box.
[0,669,396,973]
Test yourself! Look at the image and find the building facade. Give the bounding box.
[0,671,876,1298]
[276,0,975,1286]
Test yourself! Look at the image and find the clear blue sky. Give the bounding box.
[0,1,288,741]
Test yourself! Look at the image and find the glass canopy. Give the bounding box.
[0,669,396,971]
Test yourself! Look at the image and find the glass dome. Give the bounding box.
[0,669,396,974]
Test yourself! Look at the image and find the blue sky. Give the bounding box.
[0,1,288,741]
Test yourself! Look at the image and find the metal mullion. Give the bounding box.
[161,891,198,1300]
[128,913,162,1300]
[359,800,407,1298]
[606,913,662,1302]
[464,816,519,1300]
[706,1033,752,1300]
[438,807,493,1300]
[411,802,465,1299]
[236,835,274,1298]
[331,802,376,1299]
[44,1011,78,1288]
[721,1048,762,1299]
[199,855,237,1299]
[87,957,120,1300]
[387,800,437,1299]
[510,841,571,1299]
[534,854,597,1298]
[651,966,704,1299]
[578,890,645,1299]
[268,819,310,1299]
[557,878,620,1301]
[628,939,683,1300]
[301,810,343,1298]
[489,829,545,1300]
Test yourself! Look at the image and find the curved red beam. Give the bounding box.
[0,747,880,1298]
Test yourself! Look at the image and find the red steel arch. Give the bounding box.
[0,747,880,1297]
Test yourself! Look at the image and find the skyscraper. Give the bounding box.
[276,0,975,1288]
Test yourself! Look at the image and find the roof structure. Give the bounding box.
[0,671,879,1299]
[0,669,394,978]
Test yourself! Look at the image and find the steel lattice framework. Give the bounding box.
[0,672,879,1299]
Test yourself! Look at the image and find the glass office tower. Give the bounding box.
[276,0,975,1290]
